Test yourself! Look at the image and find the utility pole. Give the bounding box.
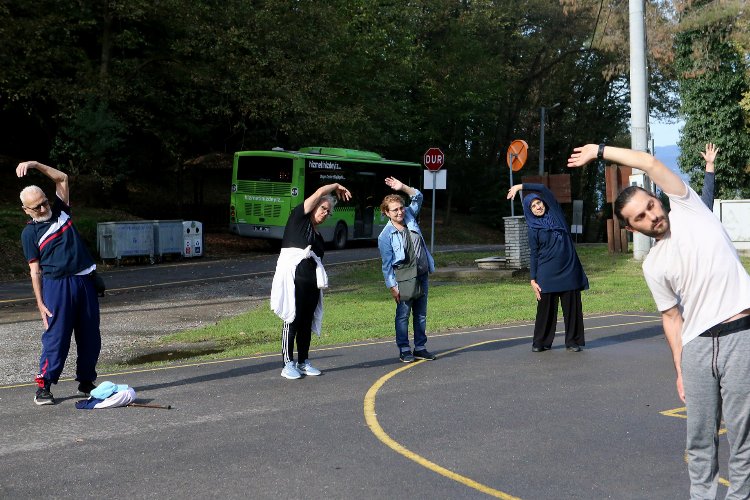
[538,103,560,176]
[629,0,652,260]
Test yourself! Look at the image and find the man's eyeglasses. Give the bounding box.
[23,199,49,212]
[388,207,405,213]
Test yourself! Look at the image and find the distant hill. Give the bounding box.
[654,145,688,182]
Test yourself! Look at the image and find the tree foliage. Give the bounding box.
[0,0,679,226]
[674,1,750,198]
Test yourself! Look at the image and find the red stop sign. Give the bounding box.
[423,147,445,171]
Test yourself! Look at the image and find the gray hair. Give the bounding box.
[20,185,44,204]
[319,194,338,212]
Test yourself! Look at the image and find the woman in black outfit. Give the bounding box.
[271,183,351,379]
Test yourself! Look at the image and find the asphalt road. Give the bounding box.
[0,313,731,499]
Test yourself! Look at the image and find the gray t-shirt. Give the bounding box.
[400,227,429,276]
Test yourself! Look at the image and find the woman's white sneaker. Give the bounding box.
[297,360,321,376]
[281,361,302,379]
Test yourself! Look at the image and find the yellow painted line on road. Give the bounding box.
[363,315,663,498]
[364,337,526,499]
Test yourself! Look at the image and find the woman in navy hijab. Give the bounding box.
[508,183,589,352]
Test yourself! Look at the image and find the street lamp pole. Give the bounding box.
[539,107,546,176]
[538,103,559,176]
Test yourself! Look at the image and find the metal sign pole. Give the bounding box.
[508,152,517,217]
[430,171,436,253]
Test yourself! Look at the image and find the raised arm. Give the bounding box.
[303,183,352,214]
[699,143,718,209]
[385,177,417,198]
[16,161,69,205]
[568,144,686,197]
[385,177,422,214]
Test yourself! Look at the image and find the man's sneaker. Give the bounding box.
[34,387,55,405]
[399,352,415,363]
[297,360,321,376]
[413,349,436,361]
[281,361,302,379]
[77,381,97,396]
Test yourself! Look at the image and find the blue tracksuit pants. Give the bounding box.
[39,275,101,384]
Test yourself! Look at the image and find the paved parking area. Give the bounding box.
[0,313,729,499]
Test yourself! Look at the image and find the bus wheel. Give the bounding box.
[333,222,348,250]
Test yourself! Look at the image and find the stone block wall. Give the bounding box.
[503,215,530,269]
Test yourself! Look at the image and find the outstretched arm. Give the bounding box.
[699,143,718,209]
[16,161,69,205]
[303,183,352,214]
[568,144,686,197]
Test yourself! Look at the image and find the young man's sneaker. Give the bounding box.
[281,361,302,379]
[399,352,415,363]
[77,381,97,396]
[34,387,55,405]
[413,349,436,360]
[297,360,321,376]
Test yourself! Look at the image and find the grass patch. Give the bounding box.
[110,245,750,369]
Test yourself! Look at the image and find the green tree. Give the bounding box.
[675,15,750,198]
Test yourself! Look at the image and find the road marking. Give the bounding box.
[364,337,527,499]
[363,315,662,498]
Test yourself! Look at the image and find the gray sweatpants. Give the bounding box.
[681,329,750,499]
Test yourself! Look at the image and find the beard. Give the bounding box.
[639,213,670,239]
[32,211,53,223]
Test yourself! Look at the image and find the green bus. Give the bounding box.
[229,147,423,249]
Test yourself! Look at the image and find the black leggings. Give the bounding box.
[532,289,585,348]
[281,277,319,364]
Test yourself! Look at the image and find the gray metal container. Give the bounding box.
[151,220,184,261]
[97,221,155,264]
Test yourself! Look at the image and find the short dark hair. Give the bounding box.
[614,186,654,226]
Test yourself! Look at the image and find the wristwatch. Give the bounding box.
[597,143,606,160]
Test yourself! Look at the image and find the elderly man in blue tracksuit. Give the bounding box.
[378,176,436,363]
[16,160,100,405]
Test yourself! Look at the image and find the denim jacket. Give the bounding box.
[377,190,435,288]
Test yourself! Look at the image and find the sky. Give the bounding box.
[649,119,685,179]
[649,119,684,147]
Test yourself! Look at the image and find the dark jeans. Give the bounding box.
[395,274,429,352]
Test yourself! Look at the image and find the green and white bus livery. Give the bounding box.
[229,147,422,249]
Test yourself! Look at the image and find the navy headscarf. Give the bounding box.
[522,193,566,232]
